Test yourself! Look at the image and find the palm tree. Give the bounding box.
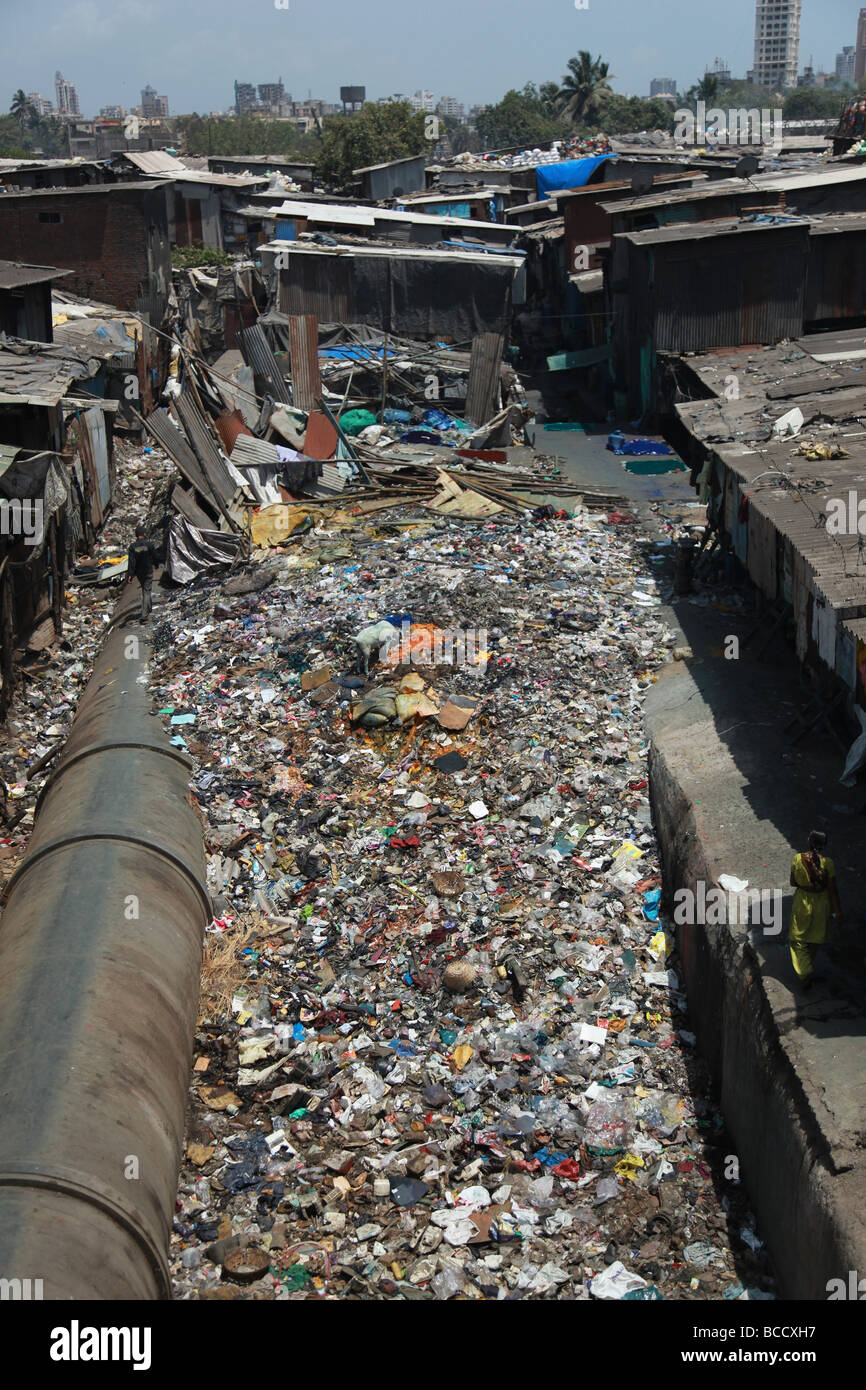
[9,89,33,134]
[557,53,613,124]
[539,81,561,121]
[686,74,720,104]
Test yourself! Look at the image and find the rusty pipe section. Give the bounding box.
[0,586,209,1298]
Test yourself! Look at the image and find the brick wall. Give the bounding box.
[0,186,170,310]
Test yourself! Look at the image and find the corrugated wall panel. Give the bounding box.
[287,315,322,412]
[651,228,807,353]
[278,259,352,324]
[804,227,866,323]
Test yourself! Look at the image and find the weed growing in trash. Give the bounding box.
[145,495,775,1302]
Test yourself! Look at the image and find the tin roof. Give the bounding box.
[675,334,866,617]
[0,261,72,289]
[0,341,93,406]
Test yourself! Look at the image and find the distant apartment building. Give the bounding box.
[836,46,856,84]
[410,90,436,113]
[141,85,169,119]
[54,71,80,116]
[856,10,866,85]
[649,77,678,98]
[27,92,54,118]
[234,81,258,115]
[258,82,285,107]
[437,96,465,120]
[750,0,802,90]
[99,105,127,120]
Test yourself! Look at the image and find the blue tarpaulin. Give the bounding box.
[535,154,615,198]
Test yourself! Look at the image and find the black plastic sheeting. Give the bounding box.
[167,514,243,584]
[278,252,517,341]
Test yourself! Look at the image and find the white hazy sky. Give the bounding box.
[1,0,857,115]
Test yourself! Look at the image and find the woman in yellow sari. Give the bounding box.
[789,831,843,989]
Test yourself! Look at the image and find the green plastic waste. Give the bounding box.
[339,409,378,437]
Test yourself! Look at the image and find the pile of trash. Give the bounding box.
[153,497,775,1300]
[0,439,174,860]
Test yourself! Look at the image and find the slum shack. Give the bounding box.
[262,241,526,340]
[0,183,172,312]
[0,261,72,343]
[0,342,117,710]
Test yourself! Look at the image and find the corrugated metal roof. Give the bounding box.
[0,343,91,405]
[230,436,282,468]
[0,261,71,289]
[600,163,866,216]
[237,324,292,405]
[0,181,165,198]
[123,151,186,174]
[263,240,524,267]
[353,155,426,175]
[623,216,809,246]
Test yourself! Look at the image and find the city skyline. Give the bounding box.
[3,0,859,118]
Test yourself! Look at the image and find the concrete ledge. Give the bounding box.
[647,658,866,1300]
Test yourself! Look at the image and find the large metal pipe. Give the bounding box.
[0,587,209,1298]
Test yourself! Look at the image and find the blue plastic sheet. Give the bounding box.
[535,154,615,197]
[607,430,674,457]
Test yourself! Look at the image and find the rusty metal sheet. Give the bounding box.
[303,411,338,460]
[287,314,321,413]
[465,332,505,426]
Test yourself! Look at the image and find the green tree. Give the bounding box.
[557,53,613,124]
[175,114,321,162]
[440,114,480,157]
[9,89,33,134]
[539,81,561,120]
[475,85,563,150]
[568,92,674,136]
[782,87,848,120]
[686,74,720,104]
[316,101,428,188]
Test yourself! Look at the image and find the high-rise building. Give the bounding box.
[54,71,80,116]
[141,85,169,118]
[649,78,678,98]
[99,105,127,120]
[856,11,866,84]
[234,81,258,115]
[410,90,435,113]
[27,92,53,117]
[751,0,802,90]
[836,46,856,83]
[258,82,285,107]
[437,96,465,119]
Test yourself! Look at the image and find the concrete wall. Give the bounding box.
[646,671,866,1300]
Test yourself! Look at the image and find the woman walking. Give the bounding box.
[788,831,843,989]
